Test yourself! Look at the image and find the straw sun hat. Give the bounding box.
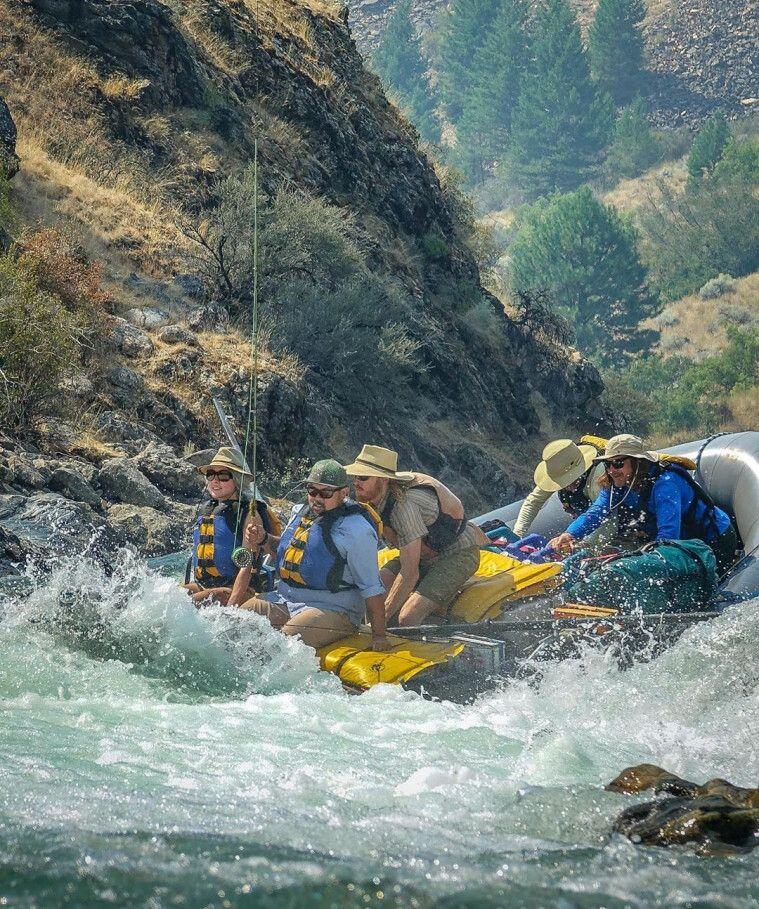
[534,439,596,493]
[343,445,413,482]
[594,434,660,464]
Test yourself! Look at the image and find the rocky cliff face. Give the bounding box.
[0,0,603,570]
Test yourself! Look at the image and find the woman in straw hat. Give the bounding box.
[185,447,274,605]
[513,439,605,537]
[548,434,738,572]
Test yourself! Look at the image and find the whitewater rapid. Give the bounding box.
[1,552,757,907]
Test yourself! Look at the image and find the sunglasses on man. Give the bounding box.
[604,458,629,471]
[306,485,343,499]
[206,470,234,482]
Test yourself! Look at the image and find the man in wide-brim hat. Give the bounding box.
[344,444,486,627]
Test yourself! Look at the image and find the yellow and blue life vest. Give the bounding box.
[192,499,279,588]
[278,501,382,592]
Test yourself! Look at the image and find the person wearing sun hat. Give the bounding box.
[513,439,606,537]
[548,434,738,571]
[184,447,275,605]
[227,458,389,651]
[344,444,487,627]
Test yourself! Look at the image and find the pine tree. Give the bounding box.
[454,0,529,184]
[372,0,440,143]
[588,0,647,105]
[506,0,612,198]
[687,112,730,181]
[510,186,658,363]
[436,0,501,122]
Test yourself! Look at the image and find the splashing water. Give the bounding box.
[1,552,757,907]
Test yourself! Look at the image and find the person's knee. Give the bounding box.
[397,594,437,626]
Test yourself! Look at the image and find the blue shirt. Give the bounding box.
[264,503,385,626]
[566,469,731,543]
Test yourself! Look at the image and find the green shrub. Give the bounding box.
[262,276,421,405]
[602,98,662,182]
[0,256,86,429]
[699,273,736,300]
[686,113,729,181]
[613,327,759,434]
[640,163,759,300]
[712,137,759,183]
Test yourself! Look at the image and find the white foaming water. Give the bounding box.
[1,553,757,907]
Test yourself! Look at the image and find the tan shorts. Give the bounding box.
[382,546,480,612]
[240,597,356,649]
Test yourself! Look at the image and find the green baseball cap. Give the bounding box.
[304,459,348,488]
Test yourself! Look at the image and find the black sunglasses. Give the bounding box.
[604,458,629,471]
[206,469,234,481]
[306,485,342,499]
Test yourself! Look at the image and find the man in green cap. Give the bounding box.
[228,459,389,650]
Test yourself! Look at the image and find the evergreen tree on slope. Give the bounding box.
[455,0,529,184]
[373,0,440,142]
[507,0,612,198]
[510,186,658,363]
[588,0,647,105]
[437,0,501,122]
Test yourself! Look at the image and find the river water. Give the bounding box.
[1,551,757,908]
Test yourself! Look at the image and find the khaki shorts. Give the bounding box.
[240,597,356,649]
[383,546,480,611]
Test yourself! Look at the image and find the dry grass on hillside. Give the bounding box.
[646,272,759,362]
[601,158,688,214]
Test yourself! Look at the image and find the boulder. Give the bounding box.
[95,411,162,455]
[48,466,102,509]
[156,324,198,346]
[125,306,171,329]
[107,365,144,392]
[131,442,204,500]
[188,301,230,332]
[107,502,195,556]
[0,492,121,566]
[107,317,154,358]
[608,764,759,855]
[97,458,165,509]
[173,273,205,300]
[0,96,19,179]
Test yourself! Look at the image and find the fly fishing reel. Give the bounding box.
[232,546,257,569]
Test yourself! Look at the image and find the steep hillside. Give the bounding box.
[0,0,604,569]
[346,0,757,128]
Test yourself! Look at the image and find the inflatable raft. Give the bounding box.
[319,432,759,698]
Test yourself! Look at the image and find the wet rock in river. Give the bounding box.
[607,764,759,854]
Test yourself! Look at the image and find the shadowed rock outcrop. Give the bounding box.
[607,764,759,855]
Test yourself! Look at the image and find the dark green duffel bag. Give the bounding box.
[567,539,717,614]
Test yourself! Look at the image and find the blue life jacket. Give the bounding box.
[192,499,243,588]
[614,464,727,543]
[278,501,381,593]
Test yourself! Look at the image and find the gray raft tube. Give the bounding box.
[475,431,759,599]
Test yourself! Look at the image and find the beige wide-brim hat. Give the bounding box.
[594,434,660,464]
[534,439,597,492]
[344,444,413,482]
[197,446,266,500]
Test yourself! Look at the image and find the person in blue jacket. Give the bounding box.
[549,434,739,573]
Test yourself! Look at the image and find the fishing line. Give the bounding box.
[233,0,262,556]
